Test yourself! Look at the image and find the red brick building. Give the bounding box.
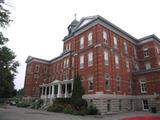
[24,15,160,114]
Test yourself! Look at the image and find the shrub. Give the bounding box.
[47,103,64,112]
[16,102,30,108]
[87,105,98,115]
[63,107,74,114]
[72,99,88,108]
[30,99,43,109]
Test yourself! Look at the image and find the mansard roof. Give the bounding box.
[63,15,137,42]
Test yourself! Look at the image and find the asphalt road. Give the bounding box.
[0,105,160,120]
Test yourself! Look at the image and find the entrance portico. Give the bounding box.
[40,79,73,100]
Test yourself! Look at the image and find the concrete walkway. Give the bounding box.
[0,105,160,120]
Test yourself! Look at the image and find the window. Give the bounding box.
[145,63,151,70]
[104,51,109,65]
[27,66,32,73]
[34,74,39,81]
[135,63,139,71]
[88,52,93,66]
[88,32,92,46]
[72,57,74,67]
[116,76,121,92]
[129,80,132,93]
[119,100,122,111]
[113,35,118,49]
[156,47,160,54]
[140,80,147,93]
[134,48,137,58]
[107,100,111,112]
[115,54,119,68]
[124,41,128,54]
[35,65,40,72]
[103,31,108,42]
[143,47,149,57]
[80,55,84,69]
[64,60,66,68]
[44,66,48,73]
[105,74,110,90]
[68,43,71,50]
[66,58,69,68]
[143,100,149,110]
[126,59,130,71]
[88,76,93,91]
[80,36,84,49]
[67,83,72,94]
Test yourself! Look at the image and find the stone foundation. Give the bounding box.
[83,93,159,115]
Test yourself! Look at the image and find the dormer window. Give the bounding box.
[143,47,149,57]
[88,32,92,46]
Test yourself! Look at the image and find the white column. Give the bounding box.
[52,85,55,98]
[48,85,51,98]
[64,83,68,98]
[57,83,62,98]
[45,86,47,98]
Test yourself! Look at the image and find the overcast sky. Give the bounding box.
[3,0,160,89]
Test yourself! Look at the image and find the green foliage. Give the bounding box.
[30,99,43,109]
[16,102,30,108]
[47,103,64,112]
[72,72,84,99]
[0,0,19,99]
[87,105,98,115]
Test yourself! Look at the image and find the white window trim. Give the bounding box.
[143,47,150,57]
[80,55,84,69]
[105,74,110,91]
[80,36,84,49]
[88,76,94,91]
[104,51,109,65]
[145,62,151,70]
[115,54,119,68]
[142,100,149,111]
[88,32,93,46]
[103,31,108,42]
[140,80,147,93]
[113,35,118,49]
[88,52,93,67]
[124,41,128,54]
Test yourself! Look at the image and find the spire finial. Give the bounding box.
[74,13,77,20]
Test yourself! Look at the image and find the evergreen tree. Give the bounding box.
[71,72,84,99]
[0,0,19,98]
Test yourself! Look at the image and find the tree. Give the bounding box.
[0,0,19,98]
[71,72,84,99]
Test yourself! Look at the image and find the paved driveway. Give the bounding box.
[0,105,160,120]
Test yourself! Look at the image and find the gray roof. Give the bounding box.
[63,15,138,42]
[138,34,160,42]
[26,15,160,64]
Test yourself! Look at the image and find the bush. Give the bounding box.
[16,102,30,108]
[88,105,98,115]
[72,99,88,108]
[30,99,43,109]
[0,98,7,104]
[47,103,64,112]
[63,107,74,114]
